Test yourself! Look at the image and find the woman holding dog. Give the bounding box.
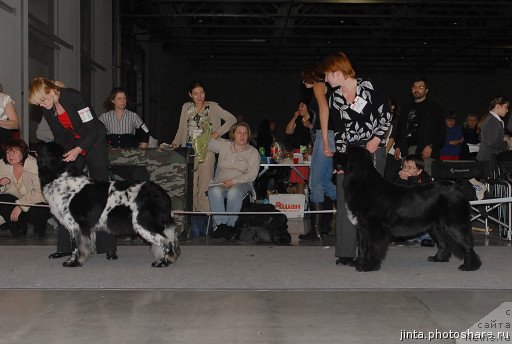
[28,77,118,260]
[0,139,51,238]
[320,51,392,265]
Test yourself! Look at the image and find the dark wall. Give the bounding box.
[145,49,512,143]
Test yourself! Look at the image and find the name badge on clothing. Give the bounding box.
[78,107,93,123]
[350,96,367,113]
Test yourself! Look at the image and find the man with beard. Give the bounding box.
[394,78,446,175]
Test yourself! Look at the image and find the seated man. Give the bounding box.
[99,87,150,149]
[207,122,260,239]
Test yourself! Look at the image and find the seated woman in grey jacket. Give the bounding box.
[207,122,260,236]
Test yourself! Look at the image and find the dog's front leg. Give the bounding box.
[151,242,180,267]
[63,235,81,267]
[356,227,385,272]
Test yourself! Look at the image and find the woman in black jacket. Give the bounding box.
[28,77,118,260]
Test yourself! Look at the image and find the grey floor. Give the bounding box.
[0,219,511,344]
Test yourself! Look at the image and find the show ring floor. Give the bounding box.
[1,245,511,290]
[1,221,511,343]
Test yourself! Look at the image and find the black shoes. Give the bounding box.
[298,230,321,241]
[48,251,71,259]
[106,251,118,260]
[209,224,239,240]
[336,257,356,266]
[49,251,119,259]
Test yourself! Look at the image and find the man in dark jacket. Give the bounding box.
[394,78,445,175]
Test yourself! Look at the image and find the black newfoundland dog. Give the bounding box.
[36,142,180,268]
[334,146,481,272]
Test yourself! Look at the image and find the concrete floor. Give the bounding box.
[0,218,510,344]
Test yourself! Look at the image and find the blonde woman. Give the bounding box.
[28,77,117,260]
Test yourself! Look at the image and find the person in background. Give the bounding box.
[269,120,279,142]
[439,111,464,161]
[255,119,276,198]
[208,122,260,240]
[0,83,20,154]
[0,139,51,239]
[171,81,236,234]
[285,101,311,195]
[298,64,336,241]
[99,87,150,149]
[383,97,402,182]
[393,154,432,186]
[392,154,434,247]
[477,96,510,162]
[28,77,118,260]
[320,51,392,266]
[461,114,480,160]
[394,78,446,175]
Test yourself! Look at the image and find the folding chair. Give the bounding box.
[431,160,511,239]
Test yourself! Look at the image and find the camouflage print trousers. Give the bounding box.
[108,147,188,233]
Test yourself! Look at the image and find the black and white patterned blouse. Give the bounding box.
[329,78,392,153]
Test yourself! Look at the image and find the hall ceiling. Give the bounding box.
[122,0,512,73]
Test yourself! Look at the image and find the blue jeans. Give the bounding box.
[309,130,336,203]
[208,182,254,227]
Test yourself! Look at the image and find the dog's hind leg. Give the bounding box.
[458,247,482,271]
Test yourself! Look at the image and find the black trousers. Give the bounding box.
[57,135,117,253]
[56,225,117,254]
[335,147,386,259]
[0,194,51,236]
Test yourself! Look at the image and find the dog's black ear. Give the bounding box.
[346,146,374,173]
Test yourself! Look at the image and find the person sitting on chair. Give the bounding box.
[207,122,260,239]
[0,139,51,239]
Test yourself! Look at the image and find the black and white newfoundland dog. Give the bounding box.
[334,146,481,272]
[36,142,180,268]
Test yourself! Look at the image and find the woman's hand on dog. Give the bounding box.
[365,137,381,153]
[63,147,83,162]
